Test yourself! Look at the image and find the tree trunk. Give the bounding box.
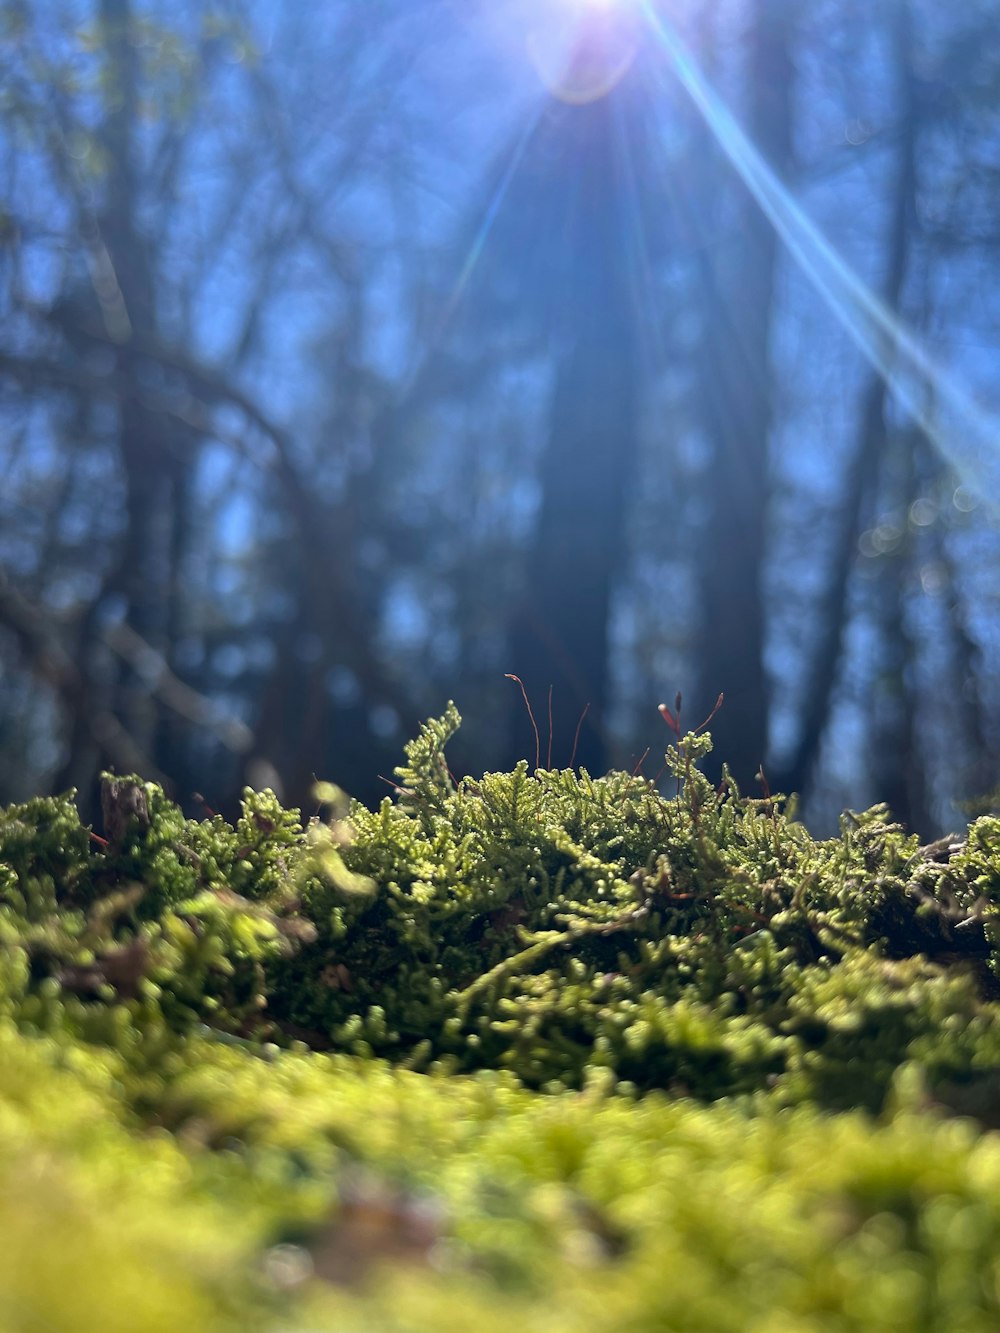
[869,429,929,832]
[692,0,795,789]
[99,0,170,771]
[772,0,918,805]
[508,94,638,773]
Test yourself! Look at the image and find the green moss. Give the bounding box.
[3,712,1000,1101]
[3,708,1000,1329]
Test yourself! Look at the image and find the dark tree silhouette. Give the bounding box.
[506,90,641,773]
[771,0,918,809]
[690,0,796,790]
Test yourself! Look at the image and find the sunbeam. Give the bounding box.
[439,108,539,329]
[404,99,544,394]
[638,1,1000,506]
[612,89,669,368]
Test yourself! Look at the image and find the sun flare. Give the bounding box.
[527,0,641,104]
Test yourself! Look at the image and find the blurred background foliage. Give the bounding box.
[0,0,997,834]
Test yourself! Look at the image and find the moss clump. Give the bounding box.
[7,1003,1000,1331]
[3,707,1000,1330]
[3,706,1000,1110]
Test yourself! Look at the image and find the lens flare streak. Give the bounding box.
[407,100,544,393]
[639,0,999,503]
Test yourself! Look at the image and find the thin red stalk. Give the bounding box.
[696,692,725,733]
[569,702,590,769]
[505,673,540,770]
[631,746,651,777]
[657,702,682,738]
[547,684,554,770]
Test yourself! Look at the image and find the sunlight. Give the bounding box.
[412,0,640,372]
[637,1,1000,505]
[556,0,631,10]
[406,103,544,393]
[527,0,640,104]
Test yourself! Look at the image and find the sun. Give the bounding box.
[556,0,634,10]
[527,0,642,104]
[549,0,638,20]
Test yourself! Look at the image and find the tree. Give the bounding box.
[505,89,642,774]
[689,0,796,789]
[0,0,444,811]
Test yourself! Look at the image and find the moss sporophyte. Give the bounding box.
[2,705,1000,1331]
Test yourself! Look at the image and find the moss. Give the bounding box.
[3,708,1000,1329]
[3,712,1000,1101]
